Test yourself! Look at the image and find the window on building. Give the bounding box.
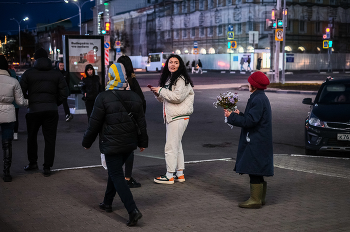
[208,27,213,36]
[237,23,242,34]
[191,28,196,37]
[182,1,187,13]
[300,20,305,32]
[227,0,232,5]
[208,0,214,8]
[217,25,223,35]
[174,3,179,14]
[285,46,292,52]
[315,0,323,3]
[315,22,320,33]
[167,30,171,38]
[182,29,187,38]
[287,20,292,32]
[200,27,204,36]
[208,47,215,54]
[247,21,253,31]
[199,0,204,10]
[190,0,195,11]
[217,0,223,7]
[200,48,206,54]
[174,29,179,39]
[330,0,335,4]
[175,49,181,55]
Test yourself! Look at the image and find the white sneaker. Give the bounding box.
[13,133,18,141]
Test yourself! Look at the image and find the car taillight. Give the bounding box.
[162,63,165,67]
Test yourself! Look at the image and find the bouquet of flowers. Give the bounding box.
[213,91,240,128]
[213,91,239,111]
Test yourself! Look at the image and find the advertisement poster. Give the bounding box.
[64,36,105,94]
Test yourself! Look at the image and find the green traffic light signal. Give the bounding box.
[102,30,106,34]
[329,41,333,48]
[227,42,231,49]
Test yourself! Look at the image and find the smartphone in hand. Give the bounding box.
[147,84,153,89]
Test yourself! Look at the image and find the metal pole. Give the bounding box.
[281,0,286,84]
[19,23,21,69]
[274,0,281,83]
[79,6,81,35]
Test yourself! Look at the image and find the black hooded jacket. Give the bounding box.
[20,57,69,113]
[81,64,103,101]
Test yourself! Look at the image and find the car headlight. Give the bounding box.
[308,113,325,127]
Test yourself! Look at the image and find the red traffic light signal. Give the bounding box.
[105,22,111,31]
[271,9,276,20]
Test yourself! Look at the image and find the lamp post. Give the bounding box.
[64,0,93,35]
[10,17,29,69]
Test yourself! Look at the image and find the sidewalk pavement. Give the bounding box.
[1,154,350,232]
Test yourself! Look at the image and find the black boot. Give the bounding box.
[3,140,12,182]
[127,208,142,227]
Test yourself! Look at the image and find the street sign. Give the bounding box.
[275,29,283,41]
[115,41,121,47]
[286,54,294,63]
[228,25,233,32]
[193,48,198,55]
[249,31,259,44]
[104,42,110,50]
[227,31,234,40]
[323,40,329,49]
[194,41,198,48]
[116,47,121,53]
[231,41,237,49]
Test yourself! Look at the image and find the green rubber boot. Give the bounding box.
[262,181,267,205]
[238,183,263,209]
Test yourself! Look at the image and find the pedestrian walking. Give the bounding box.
[117,55,146,188]
[8,65,21,141]
[240,57,246,72]
[81,64,103,121]
[0,55,28,182]
[224,71,273,208]
[191,59,196,74]
[257,57,262,70]
[247,56,251,71]
[57,61,73,122]
[150,54,194,184]
[197,59,203,74]
[20,48,69,177]
[82,62,148,227]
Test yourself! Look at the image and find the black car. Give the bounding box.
[302,78,350,155]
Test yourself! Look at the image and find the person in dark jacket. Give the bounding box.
[224,71,273,209]
[81,64,103,120]
[117,55,146,188]
[57,61,73,122]
[20,48,69,177]
[191,60,195,74]
[82,62,148,227]
[197,59,203,74]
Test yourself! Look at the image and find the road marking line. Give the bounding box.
[185,158,233,163]
[291,154,350,160]
[52,165,102,172]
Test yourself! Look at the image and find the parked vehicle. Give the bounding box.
[145,52,172,72]
[302,77,350,155]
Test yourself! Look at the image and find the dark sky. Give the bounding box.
[0,0,95,35]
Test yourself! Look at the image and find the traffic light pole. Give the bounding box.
[281,0,287,84]
[274,0,281,83]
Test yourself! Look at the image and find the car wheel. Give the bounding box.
[145,67,148,72]
[156,67,159,72]
[305,148,317,155]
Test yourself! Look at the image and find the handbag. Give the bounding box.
[111,90,141,135]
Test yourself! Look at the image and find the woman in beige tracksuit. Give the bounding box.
[150,54,194,184]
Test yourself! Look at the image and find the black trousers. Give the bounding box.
[249,174,265,184]
[62,98,70,116]
[85,100,95,120]
[103,153,137,214]
[25,111,59,168]
[124,151,134,178]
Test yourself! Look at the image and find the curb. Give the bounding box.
[238,86,318,95]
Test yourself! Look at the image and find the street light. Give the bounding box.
[65,0,93,35]
[10,17,29,69]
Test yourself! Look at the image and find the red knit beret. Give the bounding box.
[248,71,270,89]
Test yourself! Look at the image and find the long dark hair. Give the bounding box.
[159,54,193,89]
[117,55,134,80]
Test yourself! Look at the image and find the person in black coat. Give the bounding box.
[20,48,69,176]
[224,71,273,209]
[82,62,148,227]
[117,55,146,188]
[56,61,73,122]
[81,64,103,120]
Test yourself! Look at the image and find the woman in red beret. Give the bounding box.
[224,71,273,208]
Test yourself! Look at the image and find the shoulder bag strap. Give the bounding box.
[111,90,141,135]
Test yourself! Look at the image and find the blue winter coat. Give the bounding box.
[227,90,274,176]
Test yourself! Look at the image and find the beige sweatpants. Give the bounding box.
[165,118,189,173]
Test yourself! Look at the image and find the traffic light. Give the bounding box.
[329,41,333,48]
[325,28,330,39]
[277,19,283,28]
[272,21,277,29]
[105,22,111,32]
[271,9,276,20]
[101,30,106,34]
[227,41,237,49]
